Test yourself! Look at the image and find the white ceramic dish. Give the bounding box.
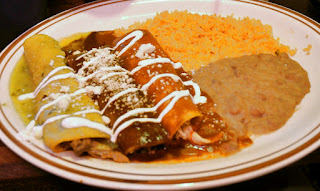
[0,0,319,190]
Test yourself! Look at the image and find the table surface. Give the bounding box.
[0,0,319,190]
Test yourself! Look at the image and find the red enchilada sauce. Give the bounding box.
[63,30,252,162]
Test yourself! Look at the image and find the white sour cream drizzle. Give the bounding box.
[56,55,65,59]
[24,109,105,139]
[114,30,144,56]
[111,90,190,142]
[34,88,87,121]
[34,72,75,96]
[98,71,128,82]
[21,119,44,139]
[77,66,126,82]
[112,90,188,131]
[130,58,171,74]
[183,81,207,104]
[172,62,182,69]
[62,117,112,135]
[18,92,35,100]
[141,73,181,90]
[76,49,96,60]
[18,66,74,100]
[26,119,36,132]
[140,73,206,104]
[41,109,101,129]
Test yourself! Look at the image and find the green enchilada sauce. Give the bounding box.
[10,56,35,124]
[9,33,91,125]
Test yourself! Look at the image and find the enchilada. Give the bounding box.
[22,34,129,162]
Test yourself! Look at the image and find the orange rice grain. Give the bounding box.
[115,10,292,71]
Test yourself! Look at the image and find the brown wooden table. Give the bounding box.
[0,0,319,190]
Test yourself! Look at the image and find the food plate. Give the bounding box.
[0,0,320,190]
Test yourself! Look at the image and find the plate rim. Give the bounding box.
[0,0,320,190]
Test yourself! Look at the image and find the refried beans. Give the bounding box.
[192,53,310,135]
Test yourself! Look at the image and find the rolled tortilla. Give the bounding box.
[113,30,203,138]
[23,34,112,153]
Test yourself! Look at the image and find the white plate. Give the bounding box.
[0,0,320,190]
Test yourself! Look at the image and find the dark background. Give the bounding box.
[0,0,90,50]
[0,0,320,50]
[0,0,319,190]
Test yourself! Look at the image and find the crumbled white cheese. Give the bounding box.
[32,125,44,139]
[49,60,54,66]
[85,86,102,95]
[48,93,62,100]
[60,86,70,93]
[73,50,81,55]
[172,61,182,69]
[56,94,71,110]
[74,47,148,111]
[135,43,156,59]
[102,116,111,124]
